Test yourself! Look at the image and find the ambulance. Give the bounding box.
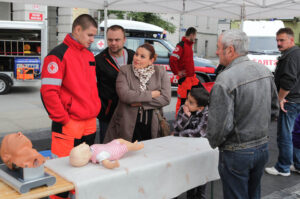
[0,20,47,94]
[243,20,284,72]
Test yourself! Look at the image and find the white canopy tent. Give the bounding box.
[1,0,300,45]
[2,0,300,20]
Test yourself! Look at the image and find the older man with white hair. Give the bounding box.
[206,30,279,199]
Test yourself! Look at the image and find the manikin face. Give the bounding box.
[133,47,155,69]
[73,25,97,48]
[0,132,46,169]
[69,143,92,167]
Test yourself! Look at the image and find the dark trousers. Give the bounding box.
[132,109,153,142]
[187,184,206,199]
[173,184,206,199]
[219,143,268,199]
[98,120,109,144]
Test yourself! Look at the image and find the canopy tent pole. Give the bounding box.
[97,10,101,28]
[104,0,108,48]
[240,1,245,30]
[41,7,48,70]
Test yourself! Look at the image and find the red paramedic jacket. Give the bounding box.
[40,34,101,125]
[169,36,195,77]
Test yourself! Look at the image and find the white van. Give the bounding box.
[243,20,284,72]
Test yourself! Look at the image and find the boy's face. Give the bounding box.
[185,93,204,112]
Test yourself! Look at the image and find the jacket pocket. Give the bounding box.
[61,95,72,112]
[89,61,96,66]
[67,97,72,112]
[51,132,74,157]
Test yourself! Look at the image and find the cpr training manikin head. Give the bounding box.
[69,142,92,167]
[0,132,46,170]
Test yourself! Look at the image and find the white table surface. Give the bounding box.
[45,136,219,199]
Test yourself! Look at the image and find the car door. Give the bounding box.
[144,39,178,88]
[144,39,171,64]
[125,37,143,52]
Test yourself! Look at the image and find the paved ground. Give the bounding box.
[1,82,300,198]
[0,80,51,135]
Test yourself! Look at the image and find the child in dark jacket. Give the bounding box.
[173,87,209,199]
[174,87,209,137]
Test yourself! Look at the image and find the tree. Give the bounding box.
[101,10,176,33]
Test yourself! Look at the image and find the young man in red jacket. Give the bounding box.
[40,14,101,199]
[170,27,201,114]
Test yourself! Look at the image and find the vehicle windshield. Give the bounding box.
[164,40,176,51]
[248,36,280,54]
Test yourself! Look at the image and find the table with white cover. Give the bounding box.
[45,136,219,199]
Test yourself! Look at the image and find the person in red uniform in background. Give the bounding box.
[40,14,101,199]
[170,27,202,115]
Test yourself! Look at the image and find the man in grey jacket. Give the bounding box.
[265,28,300,176]
[207,30,279,199]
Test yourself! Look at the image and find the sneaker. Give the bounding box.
[265,167,290,176]
[290,165,300,174]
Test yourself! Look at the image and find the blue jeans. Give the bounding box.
[219,143,268,199]
[275,102,300,173]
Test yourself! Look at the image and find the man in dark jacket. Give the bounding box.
[265,28,300,176]
[95,25,135,143]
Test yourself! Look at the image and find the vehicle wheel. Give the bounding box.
[196,75,206,83]
[0,76,11,95]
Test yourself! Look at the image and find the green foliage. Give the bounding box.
[103,10,176,33]
[230,20,241,29]
[108,10,125,19]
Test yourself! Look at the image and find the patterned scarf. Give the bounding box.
[133,65,155,91]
